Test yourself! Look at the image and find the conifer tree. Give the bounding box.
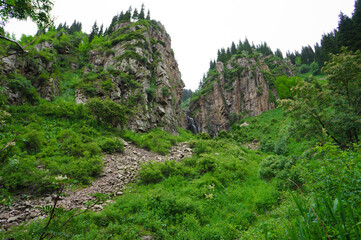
[132,8,139,21]
[98,24,103,37]
[275,48,283,59]
[237,40,244,53]
[300,45,315,65]
[243,38,253,54]
[146,10,151,20]
[124,7,132,22]
[139,4,145,20]
[231,41,237,54]
[89,21,99,43]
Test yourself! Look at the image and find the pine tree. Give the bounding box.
[275,48,283,59]
[243,38,253,54]
[89,21,99,43]
[320,31,339,62]
[98,24,103,37]
[56,23,63,31]
[352,0,361,50]
[146,10,151,20]
[337,13,355,50]
[69,20,82,34]
[139,4,145,20]
[124,7,132,22]
[314,43,325,67]
[132,8,139,21]
[231,41,237,55]
[300,45,315,65]
[237,40,244,53]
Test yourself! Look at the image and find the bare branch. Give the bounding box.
[0,18,54,59]
[0,35,28,53]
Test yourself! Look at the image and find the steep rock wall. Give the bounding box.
[189,56,293,136]
[76,21,185,133]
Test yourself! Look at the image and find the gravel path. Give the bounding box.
[0,141,192,230]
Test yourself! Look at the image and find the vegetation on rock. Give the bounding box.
[0,2,361,240]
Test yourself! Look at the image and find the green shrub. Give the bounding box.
[101,79,114,92]
[139,161,163,184]
[145,87,156,102]
[253,184,279,213]
[299,64,311,74]
[123,129,181,155]
[7,74,39,104]
[99,137,124,153]
[259,138,274,153]
[310,61,320,75]
[274,75,299,99]
[22,130,44,153]
[217,130,231,139]
[161,87,170,97]
[191,139,213,155]
[86,98,129,128]
[196,132,211,140]
[258,155,299,189]
[198,155,217,174]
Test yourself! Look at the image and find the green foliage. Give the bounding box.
[258,155,299,190]
[196,132,211,140]
[21,130,44,154]
[145,87,156,102]
[161,87,170,97]
[123,129,184,155]
[139,161,164,184]
[281,50,361,148]
[86,98,129,128]
[289,190,361,239]
[0,0,53,31]
[99,137,124,153]
[299,64,311,74]
[0,99,124,193]
[310,61,320,75]
[6,74,39,104]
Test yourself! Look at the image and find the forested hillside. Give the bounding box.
[1,1,361,239]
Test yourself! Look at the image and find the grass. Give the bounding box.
[231,108,315,156]
[122,128,195,155]
[2,137,285,239]
[2,108,361,239]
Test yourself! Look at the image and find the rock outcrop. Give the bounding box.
[189,56,293,136]
[1,41,60,103]
[76,21,185,133]
[0,20,185,133]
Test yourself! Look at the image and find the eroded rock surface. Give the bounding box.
[189,57,293,136]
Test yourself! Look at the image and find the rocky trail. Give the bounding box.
[0,141,192,230]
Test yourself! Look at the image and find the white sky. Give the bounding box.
[4,0,356,90]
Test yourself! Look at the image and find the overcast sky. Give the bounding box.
[5,0,356,90]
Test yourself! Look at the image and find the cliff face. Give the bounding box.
[76,20,185,133]
[0,19,185,133]
[189,56,293,136]
[1,41,60,103]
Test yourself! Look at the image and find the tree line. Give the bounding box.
[286,0,361,68]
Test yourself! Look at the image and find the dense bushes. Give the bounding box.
[6,74,39,104]
[99,137,124,153]
[0,100,129,193]
[86,98,129,128]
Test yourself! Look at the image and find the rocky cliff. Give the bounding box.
[188,55,294,136]
[76,20,185,133]
[0,19,185,133]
